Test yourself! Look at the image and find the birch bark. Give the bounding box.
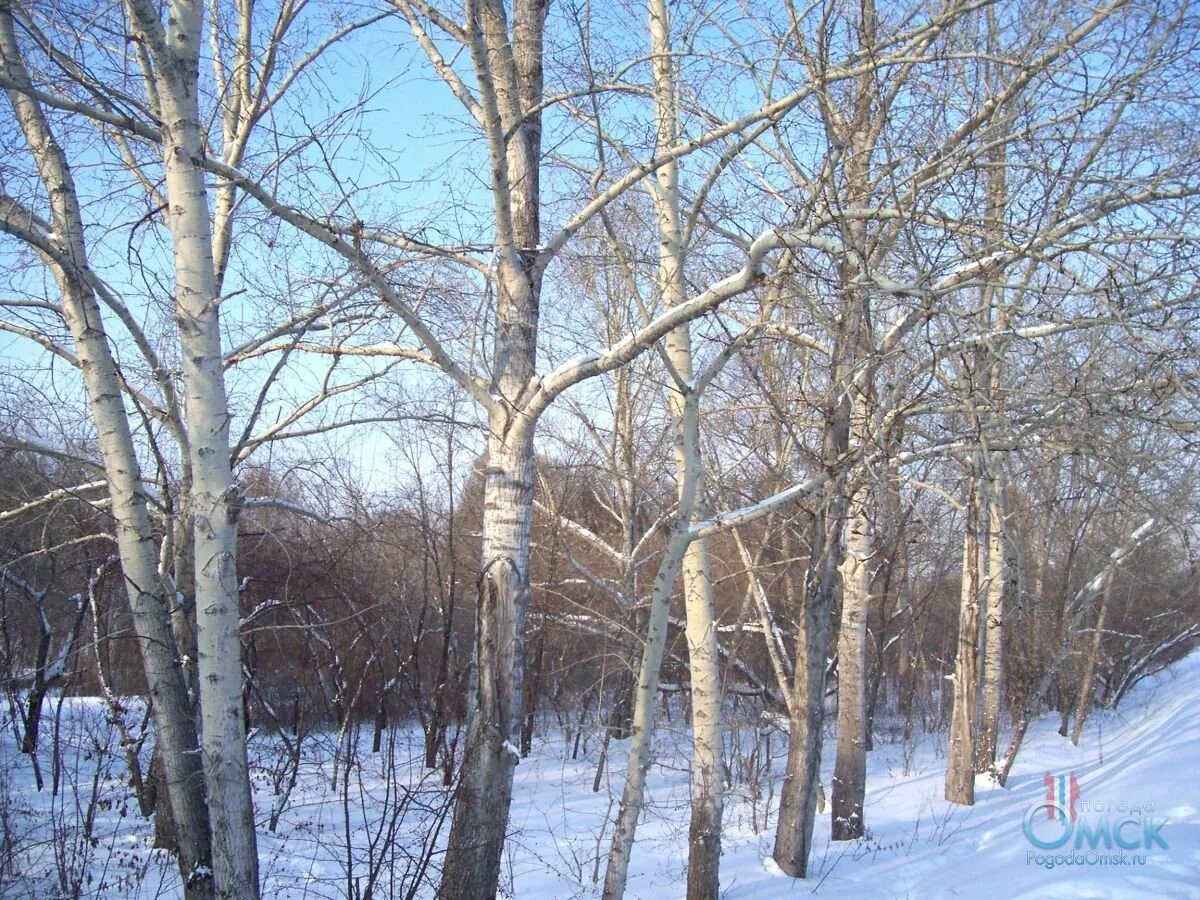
[0,11,214,896]
[644,0,725,893]
[125,0,258,893]
[825,0,883,838]
[977,474,1013,773]
[975,31,1011,774]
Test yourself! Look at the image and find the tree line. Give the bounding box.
[1,0,1199,898]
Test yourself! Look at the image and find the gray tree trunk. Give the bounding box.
[438,1,546,895]
[681,532,724,899]
[602,395,704,900]
[772,509,840,876]
[772,344,855,874]
[831,478,871,841]
[1070,578,1113,746]
[439,428,535,898]
[644,1,725,893]
[945,475,982,805]
[975,42,1011,775]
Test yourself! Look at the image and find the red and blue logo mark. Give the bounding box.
[1045,771,1081,823]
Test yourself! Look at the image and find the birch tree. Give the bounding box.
[5,1,1198,895]
[977,468,1017,772]
[644,0,725,891]
[371,4,931,892]
[15,2,391,889]
[0,10,215,895]
[122,1,257,893]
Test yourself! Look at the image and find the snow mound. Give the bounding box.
[506,652,1200,898]
[713,652,1200,899]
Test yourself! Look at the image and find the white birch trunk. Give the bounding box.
[603,5,725,892]
[681,528,724,897]
[602,398,703,900]
[125,1,258,894]
[826,0,880,840]
[0,12,214,896]
[644,0,724,893]
[976,32,1010,773]
[440,424,535,897]
[977,475,1011,773]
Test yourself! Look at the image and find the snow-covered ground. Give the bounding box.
[3,654,1198,898]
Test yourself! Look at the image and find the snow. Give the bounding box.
[3,654,1200,897]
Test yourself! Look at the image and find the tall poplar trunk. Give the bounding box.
[0,13,214,896]
[886,468,915,737]
[601,368,641,741]
[602,397,704,900]
[440,425,535,897]
[975,39,1010,775]
[644,0,724,893]
[772,326,855,875]
[831,476,870,840]
[772,501,841,876]
[439,1,546,895]
[976,479,1011,773]
[825,0,880,842]
[125,1,258,894]
[601,2,726,884]
[829,302,874,837]
[681,531,724,898]
[945,474,982,805]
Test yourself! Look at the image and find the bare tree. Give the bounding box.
[121,1,256,892]
[0,11,216,894]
